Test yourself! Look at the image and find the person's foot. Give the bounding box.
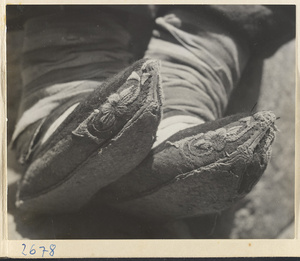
[15,59,163,213]
[95,111,277,220]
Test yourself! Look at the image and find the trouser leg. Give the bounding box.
[143,8,250,146]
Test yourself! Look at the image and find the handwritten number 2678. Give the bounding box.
[22,244,56,257]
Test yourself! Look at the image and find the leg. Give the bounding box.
[12,7,162,213]
[96,7,277,220]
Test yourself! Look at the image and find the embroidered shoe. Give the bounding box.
[15,59,163,213]
[95,111,277,220]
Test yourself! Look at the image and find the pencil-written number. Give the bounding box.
[21,244,56,257]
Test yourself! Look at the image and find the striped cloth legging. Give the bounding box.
[12,7,249,163]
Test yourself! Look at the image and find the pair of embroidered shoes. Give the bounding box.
[14,58,277,219]
[12,6,277,220]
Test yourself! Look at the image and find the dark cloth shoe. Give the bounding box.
[16,59,163,213]
[95,111,277,220]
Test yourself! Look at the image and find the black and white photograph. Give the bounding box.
[4,3,296,245]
